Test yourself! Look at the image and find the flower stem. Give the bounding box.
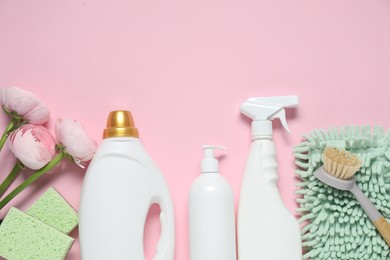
[0,119,15,152]
[0,152,65,211]
[0,161,23,197]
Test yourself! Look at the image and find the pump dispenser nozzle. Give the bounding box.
[201,145,225,173]
[240,96,299,137]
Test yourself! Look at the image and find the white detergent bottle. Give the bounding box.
[189,145,236,260]
[237,96,302,260]
[79,110,175,260]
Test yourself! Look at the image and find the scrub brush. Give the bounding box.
[314,147,390,247]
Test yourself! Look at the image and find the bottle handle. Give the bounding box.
[152,199,175,260]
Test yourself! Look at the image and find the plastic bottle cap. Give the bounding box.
[252,121,273,137]
[201,145,225,173]
[103,110,139,139]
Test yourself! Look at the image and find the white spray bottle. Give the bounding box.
[237,96,302,259]
[79,110,175,260]
[188,145,236,260]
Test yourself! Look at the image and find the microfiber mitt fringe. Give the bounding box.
[295,126,390,260]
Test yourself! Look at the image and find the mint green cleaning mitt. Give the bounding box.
[0,207,74,260]
[295,126,390,259]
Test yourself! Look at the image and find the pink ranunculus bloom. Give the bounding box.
[0,87,50,125]
[8,124,57,170]
[55,118,97,164]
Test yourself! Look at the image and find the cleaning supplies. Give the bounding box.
[294,126,390,259]
[0,187,78,260]
[237,96,302,259]
[26,187,78,234]
[0,187,77,260]
[188,145,236,260]
[0,207,74,260]
[79,110,175,260]
[315,147,390,246]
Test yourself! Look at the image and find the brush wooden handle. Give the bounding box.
[373,216,390,247]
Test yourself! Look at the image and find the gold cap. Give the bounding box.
[103,110,139,139]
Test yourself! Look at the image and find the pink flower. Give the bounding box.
[55,118,97,164]
[8,124,57,170]
[0,87,50,125]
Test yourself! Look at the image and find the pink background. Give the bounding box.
[0,0,390,259]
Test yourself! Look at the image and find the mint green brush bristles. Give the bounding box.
[295,126,390,260]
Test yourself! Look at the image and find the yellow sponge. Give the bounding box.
[0,207,74,260]
[26,187,78,234]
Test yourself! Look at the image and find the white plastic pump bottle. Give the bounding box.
[189,145,236,260]
[237,96,302,259]
[79,110,175,260]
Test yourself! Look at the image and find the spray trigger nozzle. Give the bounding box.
[269,109,290,133]
[202,145,225,173]
[240,95,298,137]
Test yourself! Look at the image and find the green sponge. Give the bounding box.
[26,187,78,234]
[295,126,390,259]
[0,207,74,260]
